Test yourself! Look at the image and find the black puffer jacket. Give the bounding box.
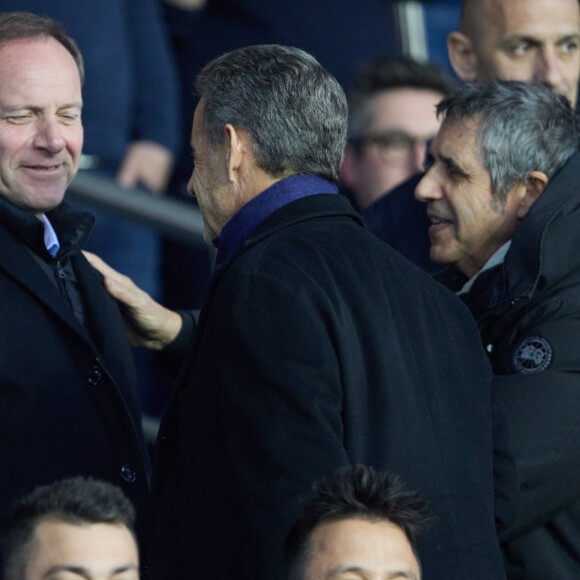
[443,151,580,579]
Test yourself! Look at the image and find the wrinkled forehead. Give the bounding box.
[432,116,486,166]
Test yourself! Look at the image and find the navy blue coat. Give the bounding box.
[152,193,507,579]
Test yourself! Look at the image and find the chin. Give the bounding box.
[429,247,450,268]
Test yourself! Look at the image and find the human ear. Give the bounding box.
[516,171,549,219]
[447,31,479,81]
[339,144,359,190]
[224,124,244,183]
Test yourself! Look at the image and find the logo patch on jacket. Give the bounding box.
[512,336,553,374]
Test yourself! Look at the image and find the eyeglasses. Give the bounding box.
[350,130,433,166]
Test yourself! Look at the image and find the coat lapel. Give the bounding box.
[0,225,94,347]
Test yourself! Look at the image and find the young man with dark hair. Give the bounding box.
[1,477,139,580]
[284,465,426,580]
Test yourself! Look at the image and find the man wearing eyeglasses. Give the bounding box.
[340,56,454,211]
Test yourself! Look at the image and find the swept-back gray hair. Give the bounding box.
[195,44,348,184]
[437,80,580,202]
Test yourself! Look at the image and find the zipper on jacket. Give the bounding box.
[54,260,69,298]
[56,261,67,280]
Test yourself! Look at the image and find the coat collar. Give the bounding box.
[0,224,94,343]
[503,150,580,300]
[214,174,339,268]
[0,195,94,260]
[0,197,100,348]
[241,192,363,253]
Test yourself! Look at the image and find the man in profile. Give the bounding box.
[415,79,580,577]
[87,44,509,578]
[284,464,425,580]
[0,477,139,580]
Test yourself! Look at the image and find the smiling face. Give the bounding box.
[23,519,139,580]
[414,118,524,278]
[302,517,421,580]
[0,37,83,216]
[472,0,580,106]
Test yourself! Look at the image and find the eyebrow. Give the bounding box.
[1,102,83,114]
[326,565,418,579]
[557,33,580,44]
[43,563,139,578]
[499,34,541,47]
[440,154,469,178]
[500,32,580,47]
[59,103,83,111]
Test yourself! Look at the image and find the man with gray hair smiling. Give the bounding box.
[415,79,580,578]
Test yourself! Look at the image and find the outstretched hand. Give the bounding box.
[83,251,182,350]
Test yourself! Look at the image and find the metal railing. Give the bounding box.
[68,170,206,248]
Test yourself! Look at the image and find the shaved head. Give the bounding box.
[450,0,580,106]
[458,0,489,46]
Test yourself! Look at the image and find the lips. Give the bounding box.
[427,212,453,234]
[21,162,67,177]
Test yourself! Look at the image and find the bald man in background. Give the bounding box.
[449,0,580,105]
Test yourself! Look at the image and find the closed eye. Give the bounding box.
[442,156,468,180]
[6,114,31,123]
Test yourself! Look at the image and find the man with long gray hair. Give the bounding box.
[87,44,509,578]
[416,79,580,578]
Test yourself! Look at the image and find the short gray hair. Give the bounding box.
[195,44,348,184]
[437,80,580,202]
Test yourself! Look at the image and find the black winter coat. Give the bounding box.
[152,193,507,579]
[444,151,580,579]
[0,199,151,573]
